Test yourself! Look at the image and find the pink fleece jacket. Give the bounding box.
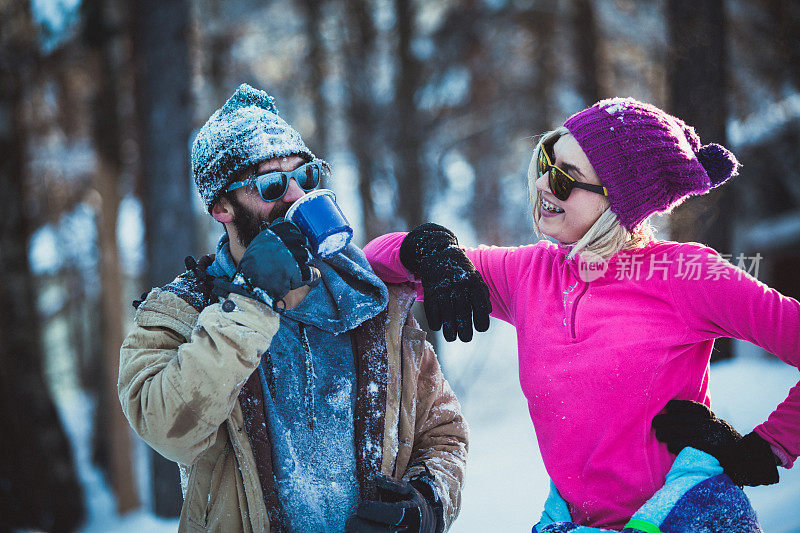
[363,234,800,530]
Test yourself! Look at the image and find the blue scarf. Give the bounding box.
[208,233,388,532]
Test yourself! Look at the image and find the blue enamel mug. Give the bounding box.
[285,189,353,258]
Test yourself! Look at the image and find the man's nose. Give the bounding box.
[282,178,306,203]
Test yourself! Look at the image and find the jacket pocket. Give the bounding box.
[184,435,231,529]
[394,326,426,476]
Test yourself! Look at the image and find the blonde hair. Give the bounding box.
[528,127,654,261]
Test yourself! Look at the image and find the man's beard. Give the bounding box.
[230,197,293,248]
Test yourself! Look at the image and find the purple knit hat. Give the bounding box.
[563,97,740,231]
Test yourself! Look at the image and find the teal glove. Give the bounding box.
[213,219,318,308]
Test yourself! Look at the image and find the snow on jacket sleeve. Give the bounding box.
[363,232,526,324]
[401,329,469,531]
[667,243,800,467]
[118,289,279,465]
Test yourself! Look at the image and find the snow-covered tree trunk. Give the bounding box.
[0,2,85,530]
[667,0,734,361]
[572,0,602,105]
[343,0,387,241]
[394,0,426,230]
[83,0,141,513]
[132,0,195,517]
[763,0,800,93]
[299,0,329,165]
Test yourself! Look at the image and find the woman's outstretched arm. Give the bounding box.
[668,243,800,480]
[363,224,531,339]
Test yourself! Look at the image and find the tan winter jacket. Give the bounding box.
[118,282,468,532]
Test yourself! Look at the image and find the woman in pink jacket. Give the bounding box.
[363,98,799,531]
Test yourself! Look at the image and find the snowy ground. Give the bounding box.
[67,319,800,533]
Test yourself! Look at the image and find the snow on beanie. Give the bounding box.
[563,97,740,231]
[191,83,316,211]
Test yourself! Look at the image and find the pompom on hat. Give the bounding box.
[191,83,318,211]
[563,97,740,231]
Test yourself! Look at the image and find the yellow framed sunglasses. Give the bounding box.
[537,144,609,201]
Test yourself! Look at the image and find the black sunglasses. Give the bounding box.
[226,160,328,202]
[537,144,608,201]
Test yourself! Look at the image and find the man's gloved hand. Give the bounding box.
[652,399,779,487]
[212,218,318,307]
[399,222,491,342]
[345,474,442,533]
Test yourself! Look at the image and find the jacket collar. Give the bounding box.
[207,233,237,279]
[284,244,389,334]
[209,233,390,335]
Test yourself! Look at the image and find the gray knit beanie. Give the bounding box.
[191,83,315,210]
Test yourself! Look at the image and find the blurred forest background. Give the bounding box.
[2,0,800,531]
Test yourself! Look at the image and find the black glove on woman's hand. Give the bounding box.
[345,474,442,533]
[399,223,491,342]
[213,219,317,307]
[652,399,779,486]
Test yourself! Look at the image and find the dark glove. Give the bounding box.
[212,219,318,307]
[399,223,491,342]
[345,474,443,533]
[652,399,779,486]
[267,218,318,285]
